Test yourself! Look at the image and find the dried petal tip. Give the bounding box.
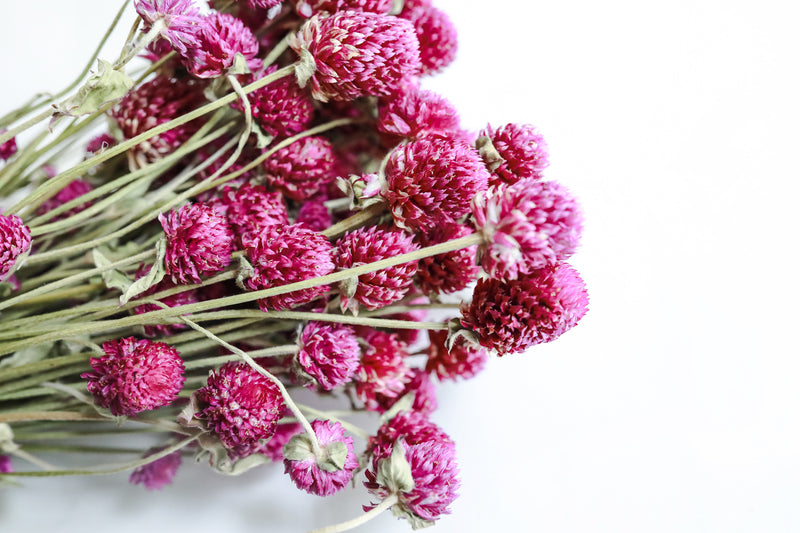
[134,0,204,56]
[0,214,32,282]
[294,321,360,391]
[129,446,182,490]
[283,419,359,496]
[0,130,17,161]
[478,123,550,186]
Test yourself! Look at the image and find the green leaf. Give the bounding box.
[317,441,348,473]
[91,246,132,293]
[283,432,314,463]
[235,255,255,291]
[379,391,416,425]
[52,59,133,123]
[119,239,167,304]
[0,343,54,370]
[376,440,415,494]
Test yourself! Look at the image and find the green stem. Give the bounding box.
[297,404,372,441]
[321,202,387,239]
[182,345,298,371]
[307,494,399,533]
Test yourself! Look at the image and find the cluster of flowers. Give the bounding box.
[0,0,587,531]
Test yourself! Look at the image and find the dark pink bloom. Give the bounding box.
[0,455,11,473]
[478,123,549,186]
[283,419,359,496]
[426,329,487,381]
[460,262,589,356]
[400,4,457,76]
[82,337,185,416]
[135,0,204,56]
[354,329,412,411]
[290,11,421,102]
[184,12,262,78]
[129,446,182,490]
[0,214,32,281]
[210,183,288,247]
[0,130,18,161]
[296,200,332,232]
[86,133,116,154]
[397,0,430,15]
[244,223,335,310]
[263,135,336,201]
[257,421,304,462]
[473,180,583,280]
[334,225,419,313]
[37,179,93,221]
[294,321,360,390]
[293,0,392,17]
[133,264,199,337]
[377,85,461,144]
[377,367,436,414]
[366,410,453,463]
[383,135,489,232]
[160,203,234,284]
[381,294,427,346]
[195,361,285,457]
[415,222,479,295]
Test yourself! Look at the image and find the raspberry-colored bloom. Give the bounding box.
[0,130,17,161]
[473,180,583,280]
[82,337,185,416]
[296,200,332,232]
[135,0,204,56]
[383,135,489,232]
[426,329,487,381]
[367,410,453,462]
[244,223,335,310]
[0,455,11,473]
[334,225,419,313]
[0,214,32,281]
[129,446,182,490]
[133,264,200,337]
[263,135,336,201]
[211,183,288,247]
[381,294,427,346]
[184,12,262,78]
[377,86,461,143]
[258,421,304,462]
[294,321,360,390]
[478,123,549,186]
[377,367,436,414]
[86,133,116,154]
[293,0,392,17]
[460,262,589,356]
[37,179,93,220]
[354,330,412,411]
[195,361,285,457]
[400,4,457,76]
[283,419,359,496]
[290,12,421,102]
[415,222,479,295]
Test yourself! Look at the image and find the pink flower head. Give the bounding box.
[460,262,589,356]
[478,123,550,186]
[244,223,335,310]
[211,183,289,247]
[82,337,185,416]
[473,179,583,280]
[383,135,489,232]
[160,203,234,284]
[293,0,392,18]
[36,179,93,221]
[0,214,32,281]
[263,135,336,201]
[296,200,332,232]
[283,419,359,496]
[134,0,204,56]
[195,361,285,457]
[377,85,461,143]
[354,329,412,411]
[366,409,453,463]
[0,130,17,161]
[293,321,360,390]
[290,12,421,102]
[85,133,116,154]
[426,329,487,381]
[400,4,457,76]
[133,264,200,337]
[129,446,182,490]
[415,222,479,295]
[184,12,262,78]
[381,294,427,346]
[257,420,304,462]
[334,225,419,313]
[377,367,436,414]
[0,455,11,473]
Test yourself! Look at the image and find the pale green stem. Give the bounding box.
[182,345,298,371]
[321,202,387,240]
[10,448,57,471]
[263,32,291,69]
[0,353,91,384]
[307,494,399,533]
[113,19,165,69]
[187,309,447,330]
[133,51,176,85]
[297,404,372,441]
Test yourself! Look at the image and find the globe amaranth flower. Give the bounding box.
[0,455,11,473]
[293,0,393,18]
[133,264,200,337]
[0,214,32,282]
[129,446,182,490]
[381,294,428,346]
[293,321,360,391]
[353,329,412,411]
[400,3,457,76]
[210,183,288,247]
[263,135,336,201]
[195,361,285,457]
[460,262,589,356]
[383,134,489,232]
[82,337,185,416]
[366,409,454,463]
[334,225,419,313]
[473,179,583,280]
[414,222,479,295]
[85,133,116,154]
[426,329,487,381]
[296,200,332,232]
[244,223,335,311]
[183,11,262,78]
[290,11,421,102]
[36,179,93,221]
[0,130,17,161]
[376,367,437,415]
[134,0,204,56]
[160,202,234,284]
[477,123,550,187]
[377,85,461,144]
[283,419,359,496]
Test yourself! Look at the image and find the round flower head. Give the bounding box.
[0,214,31,281]
[82,337,185,416]
[354,329,412,411]
[195,361,285,457]
[460,262,589,356]
[473,179,583,280]
[334,225,419,313]
[426,329,487,381]
[134,0,204,56]
[0,455,11,473]
[257,420,303,462]
[211,183,289,247]
[400,4,457,76]
[0,130,17,161]
[477,123,550,187]
[129,446,182,490]
[415,222,479,295]
[85,133,116,154]
[293,0,393,18]
[376,367,437,415]
[263,135,336,201]
[367,409,454,463]
[183,12,262,78]
[36,179,93,221]
[383,135,489,232]
[244,223,335,311]
[296,200,332,232]
[290,11,421,102]
[133,264,200,337]
[283,419,359,496]
[293,321,360,391]
[160,203,234,284]
[377,85,461,144]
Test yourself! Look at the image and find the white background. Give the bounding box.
[2,1,800,532]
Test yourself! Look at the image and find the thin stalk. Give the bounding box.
[182,345,298,371]
[307,495,399,533]
[321,202,386,239]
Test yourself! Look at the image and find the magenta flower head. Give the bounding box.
[283,419,359,496]
[296,200,332,232]
[473,179,583,280]
[477,123,550,187]
[195,361,285,457]
[0,130,17,161]
[290,11,421,102]
[211,183,289,248]
[244,223,335,311]
[85,133,116,154]
[160,202,234,284]
[82,337,185,416]
[334,225,420,313]
[0,214,32,282]
[293,0,393,18]
[383,135,489,232]
[184,12,262,78]
[293,321,360,391]
[376,367,437,415]
[426,329,487,381]
[377,85,461,144]
[0,455,11,473]
[134,0,204,56]
[354,329,412,411]
[415,222,479,296]
[400,4,457,76]
[263,135,336,201]
[36,179,93,221]
[460,262,589,356]
[366,409,454,463]
[129,446,182,490]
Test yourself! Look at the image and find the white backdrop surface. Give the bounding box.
[1,1,799,532]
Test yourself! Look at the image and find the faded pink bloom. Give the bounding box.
[210,183,288,247]
[473,180,583,280]
[426,329,487,381]
[263,135,336,201]
[133,264,199,337]
[290,12,421,102]
[160,203,234,284]
[377,85,461,143]
[400,4,457,76]
[244,223,335,310]
[354,329,412,411]
[479,123,549,186]
[296,200,332,232]
[383,135,489,232]
[366,410,453,463]
[0,130,18,161]
[0,214,31,281]
[257,421,303,462]
[415,222,479,295]
[135,0,204,56]
[460,262,589,356]
[37,179,93,221]
[377,367,437,414]
[184,12,262,78]
[294,321,360,390]
[283,419,359,496]
[129,446,182,490]
[334,225,419,313]
[86,133,116,154]
[82,337,185,416]
[293,0,392,18]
